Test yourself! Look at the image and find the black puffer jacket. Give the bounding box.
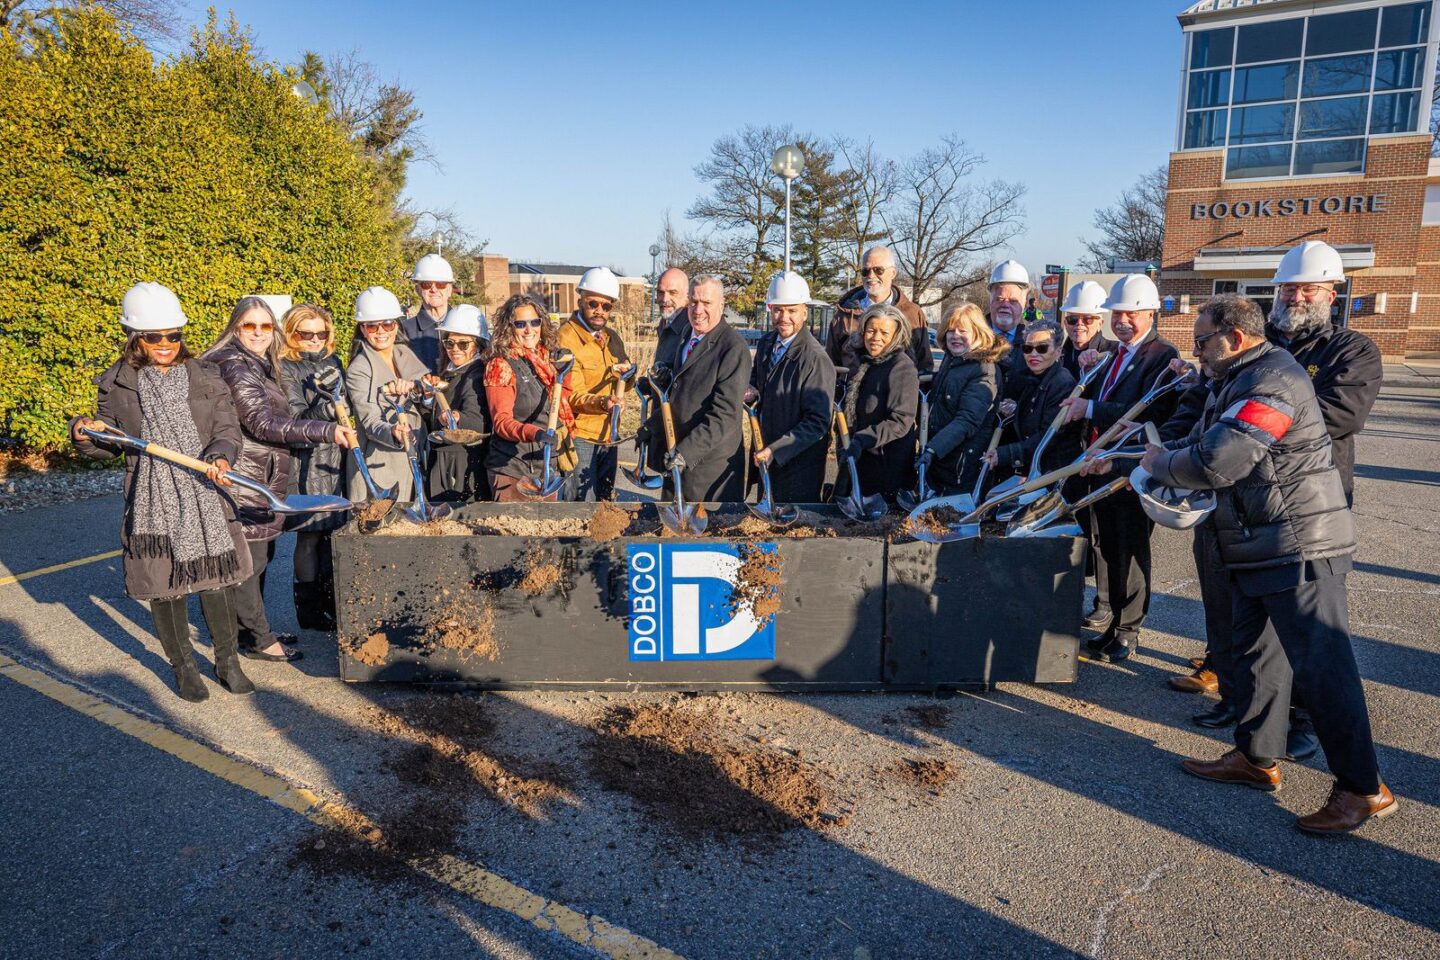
[1150,342,1354,572]
[209,342,333,541]
[280,350,348,534]
[925,341,1009,492]
[426,354,490,502]
[995,359,1080,477]
[835,335,919,502]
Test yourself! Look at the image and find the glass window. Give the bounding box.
[1293,138,1366,175]
[1227,144,1293,179]
[1191,26,1235,68]
[1185,109,1228,148]
[1234,62,1299,102]
[1237,18,1303,63]
[1299,97,1368,139]
[1305,9,1378,55]
[1188,68,1231,109]
[1213,281,1239,294]
[1380,2,1431,47]
[1371,91,1421,133]
[1375,47,1424,90]
[1423,185,1440,226]
[1231,103,1296,143]
[1303,54,1373,96]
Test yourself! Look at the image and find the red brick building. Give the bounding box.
[1160,0,1440,357]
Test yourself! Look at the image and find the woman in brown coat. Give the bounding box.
[71,283,255,703]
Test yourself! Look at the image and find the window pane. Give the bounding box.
[1185,109,1228,148]
[1231,103,1296,143]
[1371,91,1421,133]
[1234,62,1298,103]
[1188,68,1231,109]
[1380,2,1431,47]
[1293,138,1365,175]
[1423,185,1440,226]
[1237,18,1303,64]
[1303,54,1372,97]
[1299,97,1368,139]
[1227,144,1292,179]
[1305,9,1377,55]
[1375,47,1423,90]
[1191,26,1234,68]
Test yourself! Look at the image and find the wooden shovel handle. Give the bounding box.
[659,401,678,452]
[747,409,765,450]
[833,408,852,447]
[984,422,1004,454]
[1086,398,1148,455]
[545,381,564,432]
[142,441,216,475]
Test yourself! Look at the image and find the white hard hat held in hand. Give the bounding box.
[577,266,621,301]
[1272,240,1345,285]
[413,253,455,284]
[766,270,812,306]
[439,304,489,340]
[354,286,404,324]
[1061,280,1109,316]
[989,260,1030,289]
[1130,466,1216,530]
[120,282,187,331]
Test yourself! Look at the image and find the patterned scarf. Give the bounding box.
[128,365,241,591]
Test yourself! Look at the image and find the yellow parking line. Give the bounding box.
[0,653,684,960]
[0,550,122,587]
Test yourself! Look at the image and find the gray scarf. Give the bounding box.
[128,365,241,590]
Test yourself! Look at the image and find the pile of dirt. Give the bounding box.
[345,631,390,667]
[720,514,824,539]
[469,515,591,537]
[904,704,952,730]
[897,503,966,541]
[586,701,842,842]
[586,502,633,541]
[884,757,958,795]
[729,543,784,625]
[518,547,568,596]
[372,517,471,537]
[292,795,463,885]
[353,498,395,526]
[419,595,500,662]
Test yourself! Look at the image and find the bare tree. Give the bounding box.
[885,135,1026,308]
[311,49,435,170]
[1,0,184,44]
[1078,165,1168,271]
[833,136,899,285]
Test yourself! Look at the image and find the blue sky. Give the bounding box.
[176,0,1186,277]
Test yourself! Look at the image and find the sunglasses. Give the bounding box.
[240,322,274,334]
[442,337,476,348]
[514,318,545,330]
[418,281,449,291]
[361,320,398,332]
[1021,343,1052,354]
[860,267,889,277]
[1194,330,1222,350]
[583,299,615,313]
[294,329,328,342]
[1064,316,1099,325]
[139,332,183,345]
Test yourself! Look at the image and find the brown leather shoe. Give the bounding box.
[1169,668,1219,694]
[1297,784,1397,834]
[1182,749,1282,791]
[1188,656,1206,670]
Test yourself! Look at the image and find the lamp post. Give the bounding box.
[291,79,320,106]
[770,144,805,273]
[648,243,661,326]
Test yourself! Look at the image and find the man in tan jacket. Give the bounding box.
[557,267,631,500]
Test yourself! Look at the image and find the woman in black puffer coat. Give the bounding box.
[834,303,919,505]
[921,302,1010,495]
[987,321,1081,481]
[277,303,348,631]
[205,297,357,663]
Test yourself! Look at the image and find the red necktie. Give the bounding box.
[1099,347,1129,400]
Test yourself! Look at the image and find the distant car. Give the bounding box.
[738,328,766,349]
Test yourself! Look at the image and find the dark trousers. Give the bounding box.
[234,539,279,648]
[1230,573,1380,795]
[566,438,617,502]
[1092,488,1153,646]
[1192,523,1254,704]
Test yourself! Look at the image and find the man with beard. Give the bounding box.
[557,267,631,501]
[403,253,454,373]
[828,245,932,376]
[656,266,690,336]
[989,260,1031,379]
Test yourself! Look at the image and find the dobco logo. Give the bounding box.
[627,543,777,661]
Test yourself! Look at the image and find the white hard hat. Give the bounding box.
[1130,466,1216,530]
[255,294,292,321]
[989,259,1030,289]
[354,286,404,324]
[1060,280,1109,317]
[1272,240,1345,285]
[412,253,455,284]
[1103,274,1161,312]
[120,282,187,331]
[438,304,489,340]
[766,270,811,306]
[577,266,620,301]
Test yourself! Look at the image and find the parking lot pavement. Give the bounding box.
[1,387,1437,960]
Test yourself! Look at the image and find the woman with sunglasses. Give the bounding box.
[918,302,1011,495]
[345,286,431,503]
[424,304,492,502]
[984,321,1080,480]
[483,293,575,502]
[205,297,357,663]
[70,283,256,702]
[278,303,349,631]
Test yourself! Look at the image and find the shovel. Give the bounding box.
[324,377,398,519]
[745,406,798,528]
[81,426,351,515]
[517,351,575,500]
[897,388,933,512]
[1007,474,1132,539]
[604,363,639,446]
[386,395,452,524]
[623,374,665,491]
[420,377,487,447]
[901,407,1014,538]
[832,404,887,522]
[655,387,707,535]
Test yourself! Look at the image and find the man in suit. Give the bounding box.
[402,253,453,372]
[748,271,836,503]
[655,267,690,336]
[1061,273,1180,662]
[645,275,752,502]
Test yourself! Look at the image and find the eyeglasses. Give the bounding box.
[139,332,183,345]
[240,322,274,334]
[860,266,889,278]
[294,330,328,342]
[583,299,615,313]
[1194,330,1222,350]
[442,337,476,348]
[1278,283,1327,298]
[361,320,398,332]
[418,281,449,291]
[514,318,545,329]
[1021,343,1052,354]
[1063,316,1099,325]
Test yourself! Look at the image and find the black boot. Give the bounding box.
[199,588,255,695]
[292,581,336,632]
[151,598,209,703]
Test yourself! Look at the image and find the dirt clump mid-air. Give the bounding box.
[420,595,500,662]
[729,543,784,624]
[884,757,958,795]
[345,631,390,666]
[586,501,633,540]
[586,699,842,842]
[353,498,395,526]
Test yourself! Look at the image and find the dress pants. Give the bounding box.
[1229,572,1380,795]
[234,539,279,649]
[1092,487,1153,647]
[566,438,617,502]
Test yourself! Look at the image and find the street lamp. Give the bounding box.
[432,230,444,258]
[291,79,320,106]
[770,144,805,273]
[647,243,661,326]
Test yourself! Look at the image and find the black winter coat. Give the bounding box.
[425,354,490,502]
[1160,378,1215,444]
[209,342,333,541]
[280,351,348,534]
[1062,335,1113,380]
[835,341,919,502]
[995,360,1081,478]
[1152,342,1354,576]
[828,285,933,377]
[751,327,835,502]
[1267,321,1381,499]
[992,322,1029,380]
[925,342,1008,493]
[400,309,443,373]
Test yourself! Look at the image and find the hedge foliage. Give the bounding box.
[0,10,407,449]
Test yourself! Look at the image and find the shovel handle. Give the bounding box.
[659,401,678,452]
[833,408,852,448]
[544,380,564,432]
[139,440,215,475]
[747,409,765,450]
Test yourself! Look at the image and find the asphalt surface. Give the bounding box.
[1,386,1438,960]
